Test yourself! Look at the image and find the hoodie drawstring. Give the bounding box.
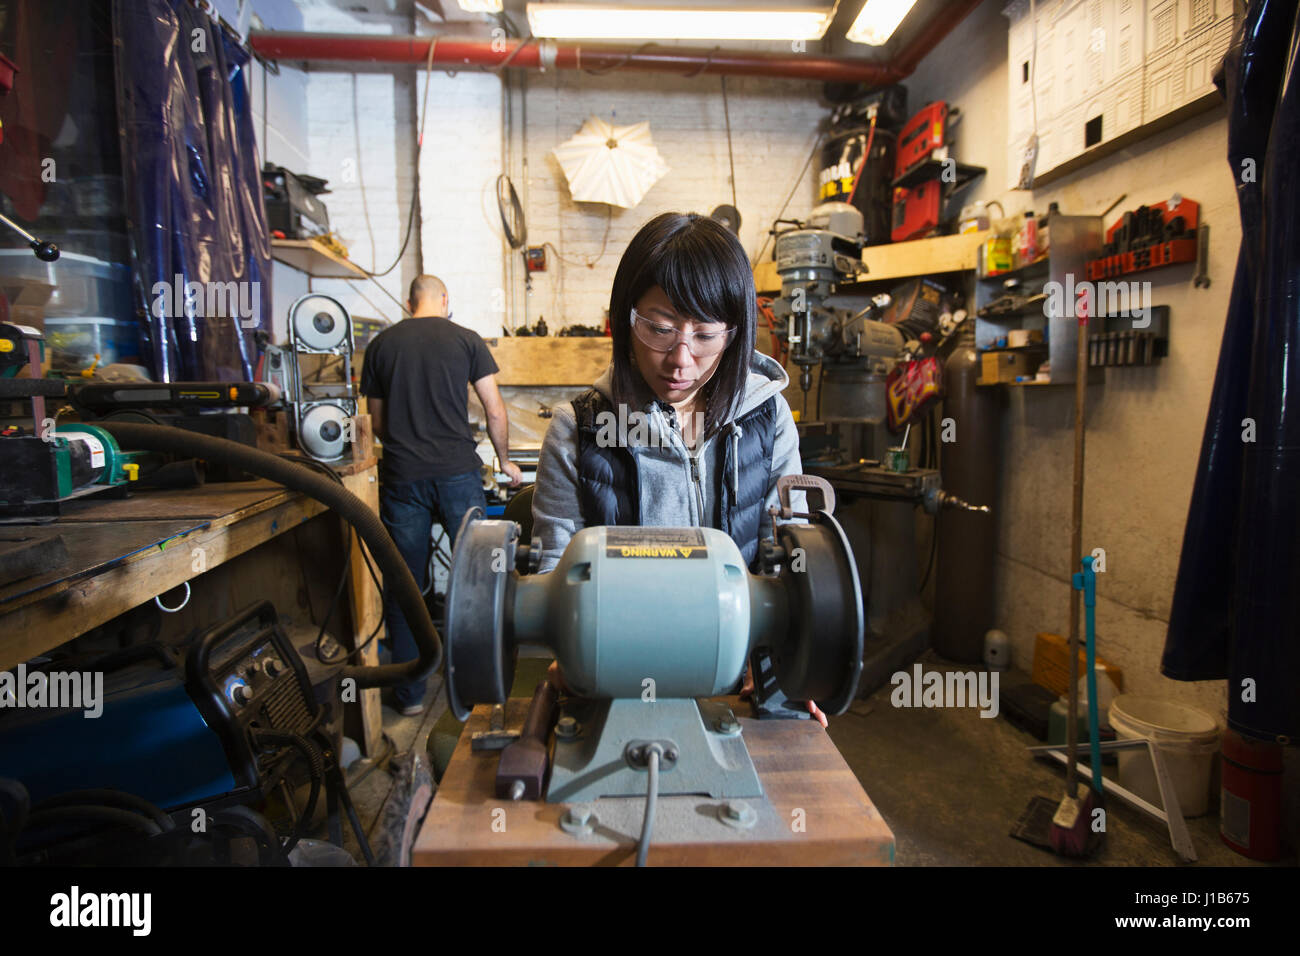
[730,422,743,498]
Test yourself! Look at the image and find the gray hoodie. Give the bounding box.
[531,350,806,573]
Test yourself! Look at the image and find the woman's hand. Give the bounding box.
[546,660,570,694]
[805,699,828,729]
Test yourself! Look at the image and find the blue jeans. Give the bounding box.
[379,469,487,708]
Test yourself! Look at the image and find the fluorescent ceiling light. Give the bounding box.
[457,0,503,12]
[845,0,918,46]
[526,2,835,41]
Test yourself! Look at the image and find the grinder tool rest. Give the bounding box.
[443,475,865,862]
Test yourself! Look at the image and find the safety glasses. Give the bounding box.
[629,307,737,357]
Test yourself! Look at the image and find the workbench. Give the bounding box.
[0,458,386,754]
[413,695,895,866]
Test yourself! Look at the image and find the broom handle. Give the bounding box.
[1066,287,1089,797]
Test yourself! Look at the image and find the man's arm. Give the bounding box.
[367,397,387,442]
[472,373,522,487]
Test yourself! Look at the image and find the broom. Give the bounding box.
[1049,283,1101,856]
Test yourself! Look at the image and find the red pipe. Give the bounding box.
[890,0,985,75]
[249,32,912,84]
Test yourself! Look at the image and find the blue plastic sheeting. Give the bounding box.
[0,669,236,811]
[1163,0,1300,742]
[114,0,271,381]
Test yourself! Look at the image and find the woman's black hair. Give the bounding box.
[607,212,757,438]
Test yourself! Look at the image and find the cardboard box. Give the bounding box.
[978,350,1029,384]
[1032,631,1124,698]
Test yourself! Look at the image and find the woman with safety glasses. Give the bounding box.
[531,211,821,723]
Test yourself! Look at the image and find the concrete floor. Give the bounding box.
[340,652,1288,867]
[830,650,1286,867]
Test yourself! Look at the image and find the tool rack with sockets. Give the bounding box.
[1085,196,1208,286]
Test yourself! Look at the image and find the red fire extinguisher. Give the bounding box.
[1219,728,1284,861]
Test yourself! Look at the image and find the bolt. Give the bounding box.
[556,715,579,739]
[717,714,740,734]
[665,747,678,762]
[565,805,591,827]
[723,800,746,821]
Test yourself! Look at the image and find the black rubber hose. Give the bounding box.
[34,789,174,832]
[24,806,163,837]
[97,423,441,687]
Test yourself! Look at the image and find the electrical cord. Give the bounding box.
[635,743,663,868]
[278,451,388,663]
[97,422,442,689]
[253,729,323,857]
[496,174,526,250]
[351,37,438,280]
[543,205,612,268]
[721,75,738,211]
[751,130,824,267]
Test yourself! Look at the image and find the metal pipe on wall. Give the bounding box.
[248,3,985,84]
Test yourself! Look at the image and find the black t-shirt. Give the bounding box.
[360,316,499,482]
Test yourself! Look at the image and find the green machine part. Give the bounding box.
[54,423,145,487]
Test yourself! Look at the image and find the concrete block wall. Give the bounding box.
[907,1,1234,720]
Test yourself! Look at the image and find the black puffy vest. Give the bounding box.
[571,389,779,568]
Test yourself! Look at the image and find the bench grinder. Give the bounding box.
[443,478,864,806]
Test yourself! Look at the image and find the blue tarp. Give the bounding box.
[1163,0,1300,742]
[114,0,271,381]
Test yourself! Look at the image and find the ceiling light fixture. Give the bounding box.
[525,1,836,41]
[456,0,504,13]
[845,0,918,46]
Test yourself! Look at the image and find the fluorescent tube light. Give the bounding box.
[457,0,504,12]
[526,2,835,41]
[845,0,918,46]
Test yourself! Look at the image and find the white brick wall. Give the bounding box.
[253,14,827,342]
[517,71,823,332]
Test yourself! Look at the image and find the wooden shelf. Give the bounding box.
[753,230,989,295]
[271,238,367,279]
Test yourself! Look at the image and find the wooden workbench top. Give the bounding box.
[413,696,895,866]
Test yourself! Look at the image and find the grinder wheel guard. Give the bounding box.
[444,506,864,721]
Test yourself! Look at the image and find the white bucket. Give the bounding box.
[1108,695,1220,818]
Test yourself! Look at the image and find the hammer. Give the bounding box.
[495,680,560,801]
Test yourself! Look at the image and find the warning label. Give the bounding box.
[604,527,707,559]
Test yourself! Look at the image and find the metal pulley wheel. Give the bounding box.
[444,509,519,721]
[298,402,349,461]
[770,509,864,715]
[289,293,350,351]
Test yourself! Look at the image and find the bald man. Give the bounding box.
[361,275,523,715]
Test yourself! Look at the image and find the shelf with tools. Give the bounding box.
[271,238,367,280]
[974,213,1103,387]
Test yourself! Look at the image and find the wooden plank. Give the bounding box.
[271,238,366,279]
[755,232,986,295]
[0,519,210,608]
[56,480,287,522]
[412,696,894,866]
[483,337,611,386]
[859,230,988,280]
[0,494,326,671]
[341,463,384,756]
